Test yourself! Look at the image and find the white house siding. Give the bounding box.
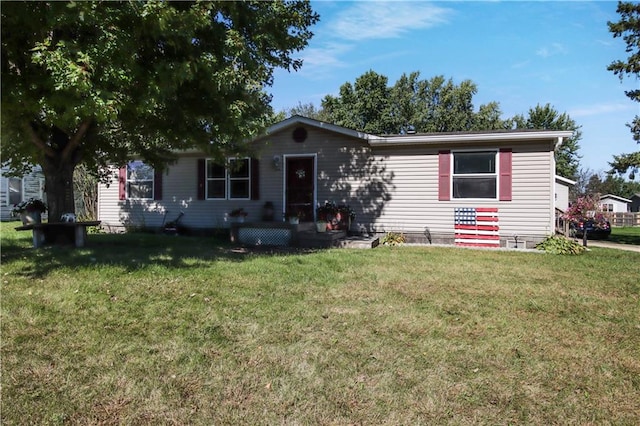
[0,166,45,221]
[366,142,555,243]
[555,181,570,212]
[599,196,630,213]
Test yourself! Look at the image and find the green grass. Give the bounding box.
[609,226,640,245]
[2,222,639,424]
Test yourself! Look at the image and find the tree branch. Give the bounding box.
[25,122,56,158]
[61,119,93,163]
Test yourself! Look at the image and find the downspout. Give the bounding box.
[551,137,564,234]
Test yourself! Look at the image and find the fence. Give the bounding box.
[604,212,640,227]
[555,211,640,234]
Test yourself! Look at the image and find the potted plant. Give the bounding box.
[262,201,275,221]
[12,198,47,225]
[315,219,327,233]
[229,208,248,223]
[286,210,302,224]
[316,202,355,231]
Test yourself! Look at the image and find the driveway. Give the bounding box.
[584,240,640,253]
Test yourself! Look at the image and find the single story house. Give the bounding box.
[599,194,631,213]
[0,166,46,221]
[97,116,573,247]
[629,193,640,213]
[554,175,576,213]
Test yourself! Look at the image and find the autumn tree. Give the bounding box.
[513,104,582,179]
[607,1,640,178]
[1,1,319,221]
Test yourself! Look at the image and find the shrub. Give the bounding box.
[381,232,406,246]
[535,235,586,255]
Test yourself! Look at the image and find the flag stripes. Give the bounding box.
[454,207,500,248]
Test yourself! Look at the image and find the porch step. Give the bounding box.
[336,235,380,249]
[297,230,346,248]
[297,231,379,249]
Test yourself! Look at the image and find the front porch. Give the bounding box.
[229,222,379,249]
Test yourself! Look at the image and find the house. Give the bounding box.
[97,116,573,247]
[630,193,640,213]
[599,194,631,213]
[0,166,46,221]
[554,175,576,213]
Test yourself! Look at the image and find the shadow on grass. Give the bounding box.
[1,230,322,279]
[608,228,640,246]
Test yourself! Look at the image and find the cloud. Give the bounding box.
[297,42,354,79]
[568,102,633,117]
[328,1,453,41]
[536,43,568,58]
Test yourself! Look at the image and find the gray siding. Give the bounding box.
[0,167,45,221]
[365,142,555,241]
[98,126,557,242]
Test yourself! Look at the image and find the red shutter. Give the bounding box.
[118,166,126,200]
[251,158,260,200]
[197,159,205,200]
[153,170,163,200]
[499,148,512,201]
[438,150,451,201]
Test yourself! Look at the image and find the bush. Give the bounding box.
[381,232,406,246]
[535,235,586,255]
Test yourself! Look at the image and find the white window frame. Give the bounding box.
[205,157,251,200]
[451,150,498,200]
[126,161,155,200]
[7,177,23,206]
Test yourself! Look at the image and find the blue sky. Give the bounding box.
[269,0,639,176]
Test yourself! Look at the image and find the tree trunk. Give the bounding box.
[42,156,77,223]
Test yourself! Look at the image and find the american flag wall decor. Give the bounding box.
[454,207,500,248]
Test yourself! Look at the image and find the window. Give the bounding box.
[228,158,250,199]
[127,161,154,199]
[206,158,250,200]
[206,161,226,199]
[601,203,614,212]
[452,151,497,199]
[8,178,22,206]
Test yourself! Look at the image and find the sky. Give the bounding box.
[269,0,639,177]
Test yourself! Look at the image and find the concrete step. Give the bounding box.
[336,236,380,249]
[297,230,346,248]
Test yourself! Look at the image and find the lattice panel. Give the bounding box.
[238,227,292,246]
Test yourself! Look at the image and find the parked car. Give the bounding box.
[571,218,611,239]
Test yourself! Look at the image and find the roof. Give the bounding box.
[555,175,577,186]
[599,194,632,203]
[266,115,573,147]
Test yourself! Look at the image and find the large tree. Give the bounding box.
[321,70,393,134]
[1,0,319,220]
[321,70,512,136]
[607,1,640,178]
[513,104,582,179]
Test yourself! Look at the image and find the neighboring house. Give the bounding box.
[0,166,46,221]
[554,175,576,213]
[630,193,640,213]
[599,194,631,213]
[97,116,573,246]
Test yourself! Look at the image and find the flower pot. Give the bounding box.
[234,216,245,223]
[20,211,42,225]
[289,217,299,225]
[316,222,327,233]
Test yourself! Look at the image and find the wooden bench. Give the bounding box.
[15,221,101,248]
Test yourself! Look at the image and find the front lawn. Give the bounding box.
[609,226,640,245]
[1,223,639,424]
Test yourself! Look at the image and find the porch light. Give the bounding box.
[272,155,281,170]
